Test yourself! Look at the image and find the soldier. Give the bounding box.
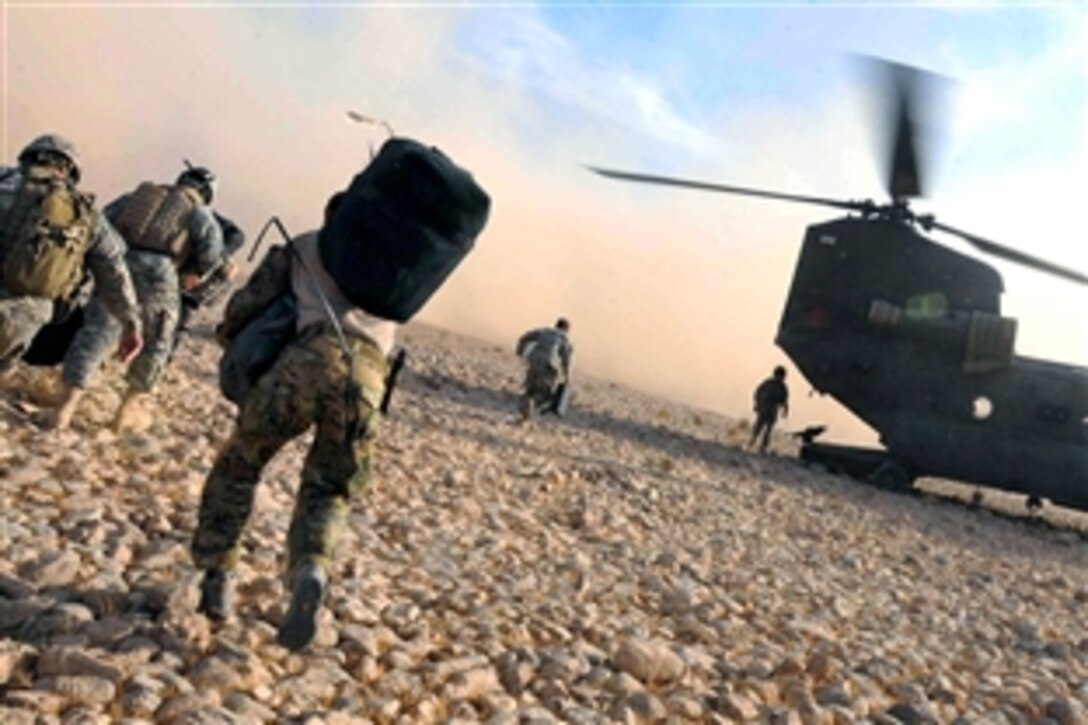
[516,317,573,420]
[191,191,396,651]
[49,165,224,431]
[749,365,789,453]
[0,134,142,384]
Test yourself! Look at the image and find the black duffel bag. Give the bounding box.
[318,137,491,322]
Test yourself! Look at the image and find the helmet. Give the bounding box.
[177,165,217,203]
[773,365,787,379]
[18,134,82,182]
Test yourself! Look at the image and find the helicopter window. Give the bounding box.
[904,292,948,319]
[972,396,993,421]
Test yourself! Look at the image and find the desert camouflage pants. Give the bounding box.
[191,329,387,577]
[0,286,54,369]
[521,358,561,417]
[62,252,180,392]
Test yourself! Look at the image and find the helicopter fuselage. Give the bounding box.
[777,217,1088,510]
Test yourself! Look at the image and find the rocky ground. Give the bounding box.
[0,321,1085,724]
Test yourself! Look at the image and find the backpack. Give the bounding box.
[109,182,202,262]
[1,170,95,301]
[317,137,491,322]
[218,292,298,405]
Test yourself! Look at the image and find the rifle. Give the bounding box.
[379,348,408,415]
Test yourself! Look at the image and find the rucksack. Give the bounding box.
[1,169,95,301]
[317,137,491,322]
[109,182,202,262]
[219,292,298,405]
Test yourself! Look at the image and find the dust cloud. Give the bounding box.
[6,6,896,445]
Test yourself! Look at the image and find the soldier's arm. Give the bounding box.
[83,214,141,331]
[217,244,292,344]
[213,212,246,257]
[516,330,538,357]
[188,206,225,277]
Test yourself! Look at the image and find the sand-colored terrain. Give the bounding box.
[0,321,1085,724]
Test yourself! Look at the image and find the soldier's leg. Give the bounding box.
[286,339,385,575]
[749,416,767,449]
[115,267,182,431]
[50,299,121,430]
[0,292,55,378]
[278,337,385,650]
[191,344,318,574]
[191,345,318,624]
[759,414,775,452]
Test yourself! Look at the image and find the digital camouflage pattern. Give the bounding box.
[191,329,387,575]
[0,166,139,367]
[63,250,181,391]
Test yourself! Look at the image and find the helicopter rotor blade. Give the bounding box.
[927,218,1088,285]
[588,166,872,214]
[886,64,924,200]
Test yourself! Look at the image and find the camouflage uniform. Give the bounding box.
[61,193,223,392]
[516,326,573,417]
[192,233,391,577]
[0,166,139,368]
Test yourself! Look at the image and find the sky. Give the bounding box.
[2,0,1085,445]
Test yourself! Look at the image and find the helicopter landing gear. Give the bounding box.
[868,461,914,493]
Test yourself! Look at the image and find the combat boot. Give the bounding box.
[276,562,328,652]
[197,568,232,622]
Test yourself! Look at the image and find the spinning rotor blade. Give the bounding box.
[927,219,1088,285]
[588,166,870,214]
[887,64,924,200]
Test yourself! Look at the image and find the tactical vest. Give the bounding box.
[0,168,96,301]
[110,182,202,263]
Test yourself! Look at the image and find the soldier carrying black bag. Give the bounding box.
[191,137,491,652]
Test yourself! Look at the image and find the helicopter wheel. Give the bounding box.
[868,461,913,493]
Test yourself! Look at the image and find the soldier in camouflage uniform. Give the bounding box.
[516,317,573,420]
[50,166,224,431]
[0,134,142,382]
[192,192,394,652]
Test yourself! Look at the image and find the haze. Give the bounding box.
[4,3,1085,446]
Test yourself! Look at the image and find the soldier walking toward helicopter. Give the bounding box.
[749,365,789,453]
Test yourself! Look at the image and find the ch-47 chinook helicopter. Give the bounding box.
[591,61,1088,512]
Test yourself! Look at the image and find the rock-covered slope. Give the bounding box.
[0,322,1085,724]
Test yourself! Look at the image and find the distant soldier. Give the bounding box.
[50,165,224,431]
[516,317,573,420]
[0,134,142,382]
[749,365,789,453]
[191,191,396,651]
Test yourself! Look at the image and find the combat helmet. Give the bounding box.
[18,134,82,182]
[177,163,217,204]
